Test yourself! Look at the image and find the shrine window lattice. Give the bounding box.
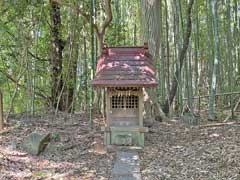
[111,95,138,109]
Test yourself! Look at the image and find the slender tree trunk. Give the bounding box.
[65,11,80,113]
[177,0,184,114]
[0,90,3,130]
[174,0,183,114]
[194,1,199,98]
[206,0,213,94]
[226,0,234,118]
[66,33,78,112]
[158,0,166,101]
[89,0,95,129]
[208,0,219,120]
[164,0,170,97]
[133,24,137,45]
[162,0,194,114]
[83,37,88,111]
[50,0,65,111]
[234,0,240,78]
[66,61,77,112]
[187,46,193,112]
[159,0,166,100]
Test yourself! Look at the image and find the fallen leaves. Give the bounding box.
[140,120,240,180]
[0,112,114,180]
[1,112,239,179]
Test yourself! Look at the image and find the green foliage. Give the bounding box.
[32,171,47,177]
[51,132,61,142]
[0,0,239,116]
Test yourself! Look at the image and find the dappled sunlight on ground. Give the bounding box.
[1,112,240,179]
[0,112,114,180]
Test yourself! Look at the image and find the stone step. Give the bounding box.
[110,151,141,180]
[110,174,141,180]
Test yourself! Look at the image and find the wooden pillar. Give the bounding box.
[0,89,3,130]
[139,88,143,127]
[104,88,111,145]
[106,88,110,126]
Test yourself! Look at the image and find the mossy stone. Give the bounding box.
[23,131,50,155]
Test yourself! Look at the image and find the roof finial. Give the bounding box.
[144,42,149,55]
[102,43,108,55]
[144,42,148,49]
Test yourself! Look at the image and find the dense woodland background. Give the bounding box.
[0,0,239,123]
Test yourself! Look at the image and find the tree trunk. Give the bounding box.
[140,0,167,123]
[208,0,219,120]
[0,89,3,130]
[162,0,194,114]
[83,37,88,111]
[164,0,170,96]
[65,13,79,113]
[226,0,234,119]
[66,39,78,113]
[50,0,65,111]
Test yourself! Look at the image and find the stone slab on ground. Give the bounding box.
[110,151,141,180]
[22,131,50,155]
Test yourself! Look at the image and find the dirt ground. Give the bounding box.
[141,119,240,180]
[0,112,240,180]
[0,112,114,180]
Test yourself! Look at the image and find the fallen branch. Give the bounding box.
[63,142,89,151]
[9,153,27,157]
[183,91,240,100]
[199,121,240,129]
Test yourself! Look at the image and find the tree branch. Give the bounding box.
[0,70,49,100]
[50,0,100,37]
[28,51,49,62]
[51,0,113,49]
[99,0,112,36]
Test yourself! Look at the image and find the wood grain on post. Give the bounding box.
[0,89,3,130]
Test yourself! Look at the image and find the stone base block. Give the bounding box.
[102,126,148,147]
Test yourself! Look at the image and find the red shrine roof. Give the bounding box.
[92,44,157,87]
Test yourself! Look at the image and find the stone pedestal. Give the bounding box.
[102,126,148,147]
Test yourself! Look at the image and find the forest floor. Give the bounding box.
[0,112,114,180]
[141,117,240,180]
[0,111,240,180]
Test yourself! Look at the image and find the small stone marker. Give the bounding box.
[110,151,141,180]
[23,131,50,155]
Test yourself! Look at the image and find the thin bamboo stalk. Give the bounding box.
[0,90,3,130]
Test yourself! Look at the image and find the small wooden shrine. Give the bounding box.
[92,44,157,147]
